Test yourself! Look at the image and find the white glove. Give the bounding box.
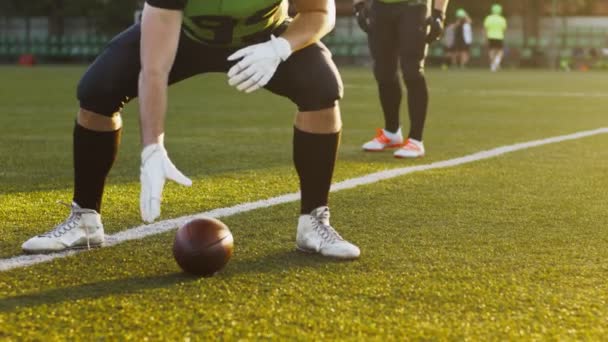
[227,35,292,93]
[140,143,192,223]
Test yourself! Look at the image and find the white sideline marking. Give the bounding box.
[1,127,607,272]
[348,85,608,98]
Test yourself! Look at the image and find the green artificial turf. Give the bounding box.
[1,66,607,339]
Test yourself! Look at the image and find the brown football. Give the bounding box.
[173,217,234,277]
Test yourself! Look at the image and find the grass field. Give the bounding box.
[1,66,607,340]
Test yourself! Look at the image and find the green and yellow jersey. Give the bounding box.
[146,0,289,47]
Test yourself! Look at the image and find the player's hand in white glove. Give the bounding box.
[227,35,292,93]
[140,143,192,223]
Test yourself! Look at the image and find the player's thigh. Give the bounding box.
[367,1,399,80]
[77,24,215,116]
[397,5,428,78]
[265,42,343,112]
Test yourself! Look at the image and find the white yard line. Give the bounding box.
[347,85,608,98]
[460,89,608,98]
[1,127,607,272]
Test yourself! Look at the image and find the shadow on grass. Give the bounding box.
[221,248,353,278]
[0,272,197,313]
[0,249,353,313]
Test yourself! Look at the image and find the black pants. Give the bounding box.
[72,23,344,214]
[367,1,429,140]
[77,24,343,116]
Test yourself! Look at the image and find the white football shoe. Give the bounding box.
[296,206,360,260]
[362,128,404,151]
[22,202,104,254]
[394,138,425,159]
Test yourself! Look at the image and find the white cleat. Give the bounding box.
[362,128,404,151]
[22,202,105,254]
[296,206,360,260]
[394,138,425,159]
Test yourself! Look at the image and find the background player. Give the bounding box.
[354,0,450,159]
[22,0,360,260]
[449,8,473,68]
[484,3,508,72]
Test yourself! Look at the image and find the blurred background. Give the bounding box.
[0,0,607,70]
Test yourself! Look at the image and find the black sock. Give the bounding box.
[293,127,340,214]
[404,76,428,141]
[73,123,121,213]
[377,77,402,133]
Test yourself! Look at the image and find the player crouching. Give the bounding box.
[22,0,360,260]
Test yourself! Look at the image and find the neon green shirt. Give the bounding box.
[484,14,507,40]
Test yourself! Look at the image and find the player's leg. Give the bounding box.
[450,48,458,67]
[265,43,359,260]
[394,4,428,159]
[361,1,405,152]
[461,49,470,67]
[492,41,504,71]
[22,25,208,254]
[488,41,498,70]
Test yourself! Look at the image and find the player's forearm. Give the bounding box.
[282,0,335,51]
[138,4,182,147]
[433,0,449,12]
[138,72,168,146]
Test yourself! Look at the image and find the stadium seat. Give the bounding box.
[8,37,27,57]
[30,37,47,57]
[69,36,85,57]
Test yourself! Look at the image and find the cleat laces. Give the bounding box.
[40,201,95,249]
[310,208,344,246]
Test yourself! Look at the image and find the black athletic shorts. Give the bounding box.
[452,41,470,53]
[488,39,504,49]
[78,24,343,116]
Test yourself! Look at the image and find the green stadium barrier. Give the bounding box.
[559,49,573,58]
[539,37,550,48]
[333,44,350,57]
[565,36,578,48]
[592,37,605,48]
[578,37,591,48]
[471,45,482,59]
[350,44,368,57]
[521,47,533,59]
[430,45,444,58]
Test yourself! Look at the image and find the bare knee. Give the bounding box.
[295,106,342,134]
[77,109,122,132]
